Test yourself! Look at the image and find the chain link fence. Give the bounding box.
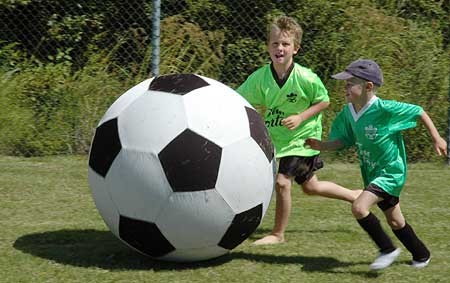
[0,0,274,156]
[1,1,154,78]
[0,0,274,86]
[160,0,273,87]
[1,1,449,161]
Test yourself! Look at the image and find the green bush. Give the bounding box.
[0,0,448,160]
[0,59,127,156]
[159,15,225,78]
[220,37,267,88]
[0,73,35,156]
[65,61,128,154]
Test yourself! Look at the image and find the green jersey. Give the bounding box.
[329,96,423,196]
[237,63,329,157]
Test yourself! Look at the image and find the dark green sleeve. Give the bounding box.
[329,109,355,148]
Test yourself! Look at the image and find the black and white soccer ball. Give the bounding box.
[88,74,276,262]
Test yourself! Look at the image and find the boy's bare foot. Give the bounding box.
[252,235,285,245]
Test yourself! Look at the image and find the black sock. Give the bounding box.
[357,212,396,253]
[393,222,430,261]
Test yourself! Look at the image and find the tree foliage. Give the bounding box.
[0,0,448,160]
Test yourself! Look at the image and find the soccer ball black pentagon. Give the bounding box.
[88,74,276,262]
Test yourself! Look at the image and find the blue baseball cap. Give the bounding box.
[332,59,383,86]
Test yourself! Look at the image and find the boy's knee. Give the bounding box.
[301,181,318,195]
[386,218,405,230]
[275,178,291,193]
[351,202,368,219]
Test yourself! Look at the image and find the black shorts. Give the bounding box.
[278,155,324,185]
[365,183,400,211]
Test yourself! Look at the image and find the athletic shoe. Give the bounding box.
[370,248,401,270]
[411,257,430,268]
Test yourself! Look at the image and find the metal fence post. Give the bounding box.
[151,0,161,77]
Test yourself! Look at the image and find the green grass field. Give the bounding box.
[1,155,449,283]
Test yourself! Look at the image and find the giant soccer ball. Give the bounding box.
[88,74,276,262]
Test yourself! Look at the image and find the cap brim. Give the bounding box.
[331,71,354,80]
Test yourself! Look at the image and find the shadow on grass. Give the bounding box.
[13,229,231,270]
[13,229,379,278]
[231,252,381,278]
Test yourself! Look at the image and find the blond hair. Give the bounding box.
[267,16,303,49]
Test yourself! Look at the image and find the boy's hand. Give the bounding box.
[281,114,303,130]
[434,136,448,156]
[305,138,322,150]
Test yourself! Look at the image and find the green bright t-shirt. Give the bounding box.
[329,96,423,196]
[237,63,329,157]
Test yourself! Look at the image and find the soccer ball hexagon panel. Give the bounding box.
[88,74,276,262]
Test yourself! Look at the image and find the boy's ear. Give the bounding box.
[366,81,375,91]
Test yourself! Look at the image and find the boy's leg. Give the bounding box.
[253,173,292,245]
[353,190,400,270]
[302,175,361,202]
[384,204,431,267]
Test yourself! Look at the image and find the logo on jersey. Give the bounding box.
[365,125,378,140]
[286,93,298,103]
[265,108,285,127]
[356,142,378,170]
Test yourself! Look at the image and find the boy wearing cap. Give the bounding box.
[306,59,447,270]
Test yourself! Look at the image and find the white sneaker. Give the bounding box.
[411,257,430,268]
[370,248,401,270]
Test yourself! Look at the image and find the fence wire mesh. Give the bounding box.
[1,1,448,161]
[0,0,274,156]
[1,1,154,78]
[0,0,274,86]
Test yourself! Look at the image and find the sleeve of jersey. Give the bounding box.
[303,72,329,104]
[329,110,355,148]
[236,72,264,106]
[384,100,423,133]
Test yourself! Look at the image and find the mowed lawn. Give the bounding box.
[1,155,449,283]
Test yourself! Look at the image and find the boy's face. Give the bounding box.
[268,28,299,67]
[344,77,367,103]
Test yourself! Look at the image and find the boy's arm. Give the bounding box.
[305,138,344,151]
[281,101,330,130]
[419,111,448,156]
